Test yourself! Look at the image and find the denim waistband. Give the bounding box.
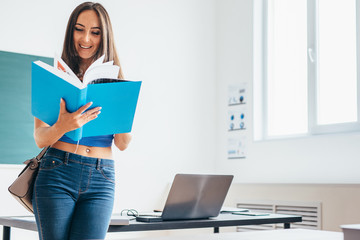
[45,147,114,168]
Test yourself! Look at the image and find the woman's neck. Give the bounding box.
[78,58,94,81]
[80,59,93,72]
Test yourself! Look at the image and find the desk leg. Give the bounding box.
[284,223,290,229]
[214,227,219,233]
[3,226,11,240]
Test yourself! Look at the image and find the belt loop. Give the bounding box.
[96,158,101,170]
[64,152,69,165]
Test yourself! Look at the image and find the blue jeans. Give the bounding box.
[32,148,115,240]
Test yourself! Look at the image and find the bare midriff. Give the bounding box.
[51,141,113,159]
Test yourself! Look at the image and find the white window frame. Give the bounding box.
[254,0,360,140]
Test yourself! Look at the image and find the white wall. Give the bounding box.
[215,0,360,184]
[2,0,360,238]
[0,0,217,231]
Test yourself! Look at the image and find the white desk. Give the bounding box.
[1,213,302,240]
[120,229,343,240]
[0,213,302,240]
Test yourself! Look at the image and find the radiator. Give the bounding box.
[236,200,322,231]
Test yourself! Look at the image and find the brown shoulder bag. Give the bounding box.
[8,146,49,213]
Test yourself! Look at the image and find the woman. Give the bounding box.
[32,2,131,240]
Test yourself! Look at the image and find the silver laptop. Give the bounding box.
[136,174,234,222]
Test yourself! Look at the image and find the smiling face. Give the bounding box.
[73,10,102,66]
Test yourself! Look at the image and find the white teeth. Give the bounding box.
[80,45,91,49]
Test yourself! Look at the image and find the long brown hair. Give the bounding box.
[61,2,124,79]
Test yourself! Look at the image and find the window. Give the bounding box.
[254,0,360,140]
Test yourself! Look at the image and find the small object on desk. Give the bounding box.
[136,215,164,222]
[341,224,360,240]
[110,214,131,225]
[220,206,249,213]
[139,211,162,217]
[232,212,270,216]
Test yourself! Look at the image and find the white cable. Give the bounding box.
[74,140,80,154]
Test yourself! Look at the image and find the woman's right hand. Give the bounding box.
[55,98,102,133]
[34,99,101,148]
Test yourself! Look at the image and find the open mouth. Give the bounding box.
[80,44,92,49]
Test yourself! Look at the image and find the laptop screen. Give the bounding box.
[161,174,234,220]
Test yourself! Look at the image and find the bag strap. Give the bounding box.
[35,146,50,161]
[23,146,50,165]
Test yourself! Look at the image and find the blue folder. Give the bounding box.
[31,61,141,141]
